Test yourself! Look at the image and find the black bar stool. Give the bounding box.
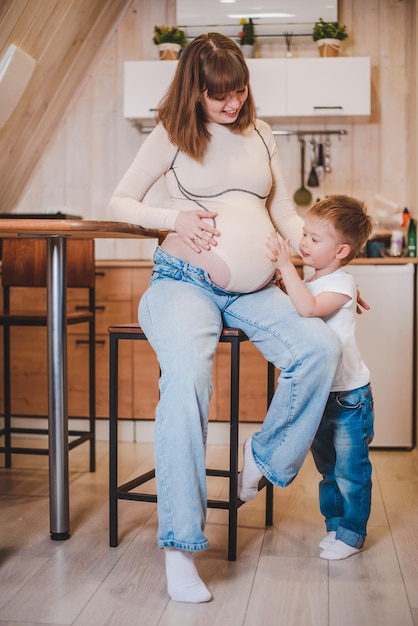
[109,322,275,561]
[0,238,96,471]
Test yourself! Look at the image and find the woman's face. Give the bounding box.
[199,86,248,124]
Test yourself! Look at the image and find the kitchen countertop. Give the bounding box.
[96,256,418,268]
[294,256,418,267]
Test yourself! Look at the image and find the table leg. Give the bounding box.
[47,236,70,540]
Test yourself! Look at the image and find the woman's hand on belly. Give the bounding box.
[165,204,277,292]
[174,210,219,251]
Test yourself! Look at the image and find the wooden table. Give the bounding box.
[0,219,162,540]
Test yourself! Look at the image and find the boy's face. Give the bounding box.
[299,215,348,270]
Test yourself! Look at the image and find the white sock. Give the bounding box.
[238,437,263,502]
[319,530,336,550]
[164,548,212,603]
[320,539,361,561]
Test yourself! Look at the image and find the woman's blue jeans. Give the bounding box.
[311,384,374,549]
[138,248,340,551]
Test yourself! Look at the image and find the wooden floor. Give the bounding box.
[0,438,417,626]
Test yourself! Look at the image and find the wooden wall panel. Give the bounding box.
[344,1,379,204]
[378,1,407,199]
[0,0,129,214]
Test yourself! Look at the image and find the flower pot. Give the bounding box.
[317,38,341,57]
[157,43,181,60]
[241,44,254,59]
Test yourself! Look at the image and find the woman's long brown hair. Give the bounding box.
[156,32,257,161]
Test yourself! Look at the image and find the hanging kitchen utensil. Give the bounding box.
[293,139,312,206]
[316,141,325,182]
[324,138,332,173]
[307,139,319,187]
[284,31,293,57]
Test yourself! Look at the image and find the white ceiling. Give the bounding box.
[177,1,338,36]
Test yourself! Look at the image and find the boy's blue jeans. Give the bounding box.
[311,384,374,549]
[139,248,340,551]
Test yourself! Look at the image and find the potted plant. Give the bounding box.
[238,18,257,58]
[153,25,188,60]
[312,18,348,57]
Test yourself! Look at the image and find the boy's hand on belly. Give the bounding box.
[175,210,220,252]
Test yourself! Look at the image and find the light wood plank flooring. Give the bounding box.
[0,439,417,626]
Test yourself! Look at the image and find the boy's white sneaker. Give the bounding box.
[320,539,361,560]
[319,531,336,550]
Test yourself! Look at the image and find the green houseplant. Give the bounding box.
[312,18,348,41]
[312,18,348,56]
[153,25,188,59]
[238,18,256,57]
[238,18,256,45]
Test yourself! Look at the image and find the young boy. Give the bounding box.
[265,195,375,560]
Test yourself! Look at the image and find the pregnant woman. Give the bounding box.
[109,32,340,604]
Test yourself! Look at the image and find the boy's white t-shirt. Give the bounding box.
[304,268,370,392]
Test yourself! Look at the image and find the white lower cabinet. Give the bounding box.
[347,264,414,448]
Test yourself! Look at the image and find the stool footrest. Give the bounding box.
[116,491,158,504]
[207,498,246,510]
[117,469,156,493]
[206,469,229,478]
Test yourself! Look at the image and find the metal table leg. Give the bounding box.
[47,236,70,540]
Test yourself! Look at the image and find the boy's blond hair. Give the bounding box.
[308,195,373,264]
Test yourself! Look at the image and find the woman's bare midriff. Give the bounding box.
[160,219,276,293]
[161,234,232,289]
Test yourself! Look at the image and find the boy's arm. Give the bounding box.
[281,263,350,317]
[265,234,350,317]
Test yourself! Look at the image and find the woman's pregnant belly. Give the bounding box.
[161,200,276,293]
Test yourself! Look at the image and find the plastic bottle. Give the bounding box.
[390,230,404,256]
[407,218,417,257]
[402,207,411,228]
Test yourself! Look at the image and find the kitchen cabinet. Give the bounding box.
[347,264,414,448]
[286,57,371,116]
[0,265,138,422]
[304,262,414,448]
[124,60,177,120]
[94,267,136,418]
[0,285,93,420]
[123,57,371,122]
[131,266,160,419]
[334,264,413,448]
[246,59,286,118]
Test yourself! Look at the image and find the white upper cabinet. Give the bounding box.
[286,57,371,116]
[123,61,178,120]
[124,57,371,122]
[246,59,286,118]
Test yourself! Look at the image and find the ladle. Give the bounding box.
[307,139,319,187]
[293,140,312,206]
